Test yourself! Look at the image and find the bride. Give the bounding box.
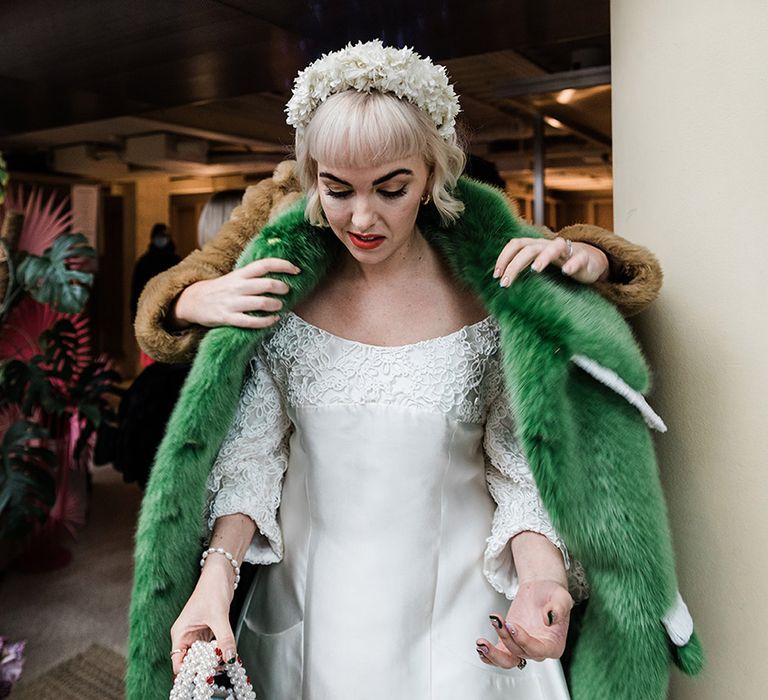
[127,40,702,700]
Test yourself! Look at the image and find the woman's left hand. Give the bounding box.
[493,237,610,287]
[476,579,573,669]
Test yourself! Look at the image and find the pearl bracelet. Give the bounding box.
[200,547,241,590]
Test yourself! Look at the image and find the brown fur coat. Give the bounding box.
[135,160,662,363]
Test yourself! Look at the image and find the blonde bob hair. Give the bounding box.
[294,90,466,227]
[197,189,245,248]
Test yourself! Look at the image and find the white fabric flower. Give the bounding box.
[285,39,461,140]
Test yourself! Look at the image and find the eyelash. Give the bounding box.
[324,186,408,200]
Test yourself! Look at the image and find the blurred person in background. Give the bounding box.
[197,190,249,248]
[115,192,245,488]
[130,223,180,370]
[130,223,179,322]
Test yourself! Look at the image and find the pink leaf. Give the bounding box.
[0,297,90,370]
[2,186,73,256]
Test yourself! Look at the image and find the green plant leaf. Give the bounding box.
[0,419,57,540]
[0,358,65,417]
[72,360,121,404]
[0,359,30,409]
[39,319,88,383]
[16,233,95,314]
[27,357,66,416]
[69,359,121,459]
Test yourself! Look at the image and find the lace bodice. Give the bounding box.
[205,311,587,599]
[259,312,501,423]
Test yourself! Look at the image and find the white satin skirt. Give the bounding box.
[236,404,570,699]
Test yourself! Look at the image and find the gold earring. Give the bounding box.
[421,193,432,206]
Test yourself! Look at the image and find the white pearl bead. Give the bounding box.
[170,639,255,699]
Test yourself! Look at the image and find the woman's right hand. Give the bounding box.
[169,560,238,676]
[170,258,301,331]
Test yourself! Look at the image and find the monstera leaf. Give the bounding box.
[0,419,56,540]
[70,358,121,458]
[0,358,66,417]
[39,318,91,384]
[0,317,93,419]
[16,233,94,314]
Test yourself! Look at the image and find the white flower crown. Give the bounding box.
[285,39,461,140]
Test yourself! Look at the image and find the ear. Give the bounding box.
[424,167,435,196]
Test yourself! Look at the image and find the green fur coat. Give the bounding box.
[127,177,703,699]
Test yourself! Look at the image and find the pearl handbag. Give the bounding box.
[170,640,257,699]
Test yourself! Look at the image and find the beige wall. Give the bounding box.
[611,2,768,698]
[134,176,171,256]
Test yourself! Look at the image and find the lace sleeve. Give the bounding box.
[482,382,570,600]
[204,352,292,565]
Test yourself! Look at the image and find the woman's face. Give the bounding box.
[316,155,430,266]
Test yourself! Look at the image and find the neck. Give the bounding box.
[339,226,435,287]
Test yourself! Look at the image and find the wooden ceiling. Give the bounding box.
[0,0,613,190]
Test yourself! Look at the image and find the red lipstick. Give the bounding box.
[348,232,385,250]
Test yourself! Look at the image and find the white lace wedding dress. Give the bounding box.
[205,311,575,699]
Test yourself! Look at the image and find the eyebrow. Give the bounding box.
[318,168,414,187]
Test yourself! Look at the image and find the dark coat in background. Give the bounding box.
[112,362,190,488]
[130,242,181,321]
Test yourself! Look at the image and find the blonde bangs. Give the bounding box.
[305,91,428,168]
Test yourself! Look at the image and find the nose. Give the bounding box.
[350,195,375,232]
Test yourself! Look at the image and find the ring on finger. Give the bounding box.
[517,658,527,670]
[170,649,185,657]
[562,238,574,261]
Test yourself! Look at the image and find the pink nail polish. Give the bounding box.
[506,622,517,636]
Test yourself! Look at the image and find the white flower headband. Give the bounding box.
[285,39,461,140]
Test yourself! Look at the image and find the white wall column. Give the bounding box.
[611,2,768,697]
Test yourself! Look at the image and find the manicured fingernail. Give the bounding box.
[493,268,501,279]
[531,263,540,272]
[489,615,503,630]
[505,623,517,636]
[476,644,489,654]
[500,276,510,288]
[561,266,571,276]
[225,650,236,664]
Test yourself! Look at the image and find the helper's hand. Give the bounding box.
[170,258,301,331]
[493,237,609,287]
[169,558,238,676]
[475,579,573,669]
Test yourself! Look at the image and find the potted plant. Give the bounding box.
[0,158,120,570]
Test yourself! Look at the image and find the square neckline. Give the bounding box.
[284,310,494,351]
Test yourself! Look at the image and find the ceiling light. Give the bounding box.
[544,117,565,129]
[556,89,576,104]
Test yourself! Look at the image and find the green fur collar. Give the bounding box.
[128,177,702,699]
